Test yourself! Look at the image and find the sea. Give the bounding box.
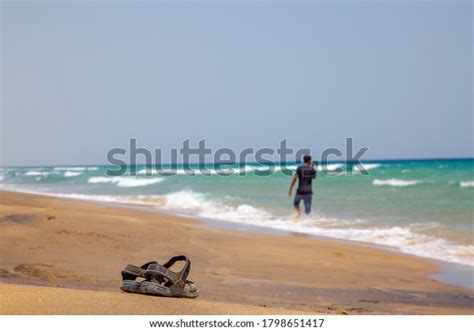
[0,159,473,268]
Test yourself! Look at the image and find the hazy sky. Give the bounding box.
[1,1,472,166]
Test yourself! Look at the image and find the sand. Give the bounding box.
[0,191,472,314]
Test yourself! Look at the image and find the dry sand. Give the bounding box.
[0,191,472,314]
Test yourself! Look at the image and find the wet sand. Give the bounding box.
[0,191,472,314]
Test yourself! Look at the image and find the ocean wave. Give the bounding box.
[87,176,164,187]
[460,181,474,188]
[316,163,344,171]
[234,163,342,173]
[239,165,269,173]
[137,169,160,175]
[137,168,234,175]
[17,188,472,267]
[54,166,98,171]
[353,163,381,172]
[24,171,47,177]
[161,190,273,221]
[137,165,299,176]
[156,190,473,266]
[54,167,85,171]
[64,171,83,177]
[241,165,298,173]
[373,179,421,187]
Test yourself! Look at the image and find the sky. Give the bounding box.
[1,1,472,167]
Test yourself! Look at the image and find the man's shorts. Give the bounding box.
[293,194,312,215]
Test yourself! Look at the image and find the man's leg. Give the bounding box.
[303,195,312,215]
[293,194,302,218]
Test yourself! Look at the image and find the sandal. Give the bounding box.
[120,261,157,293]
[140,255,199,298]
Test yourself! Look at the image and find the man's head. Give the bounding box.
[303,155,312,165]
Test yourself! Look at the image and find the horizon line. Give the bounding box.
[2,156,473,168]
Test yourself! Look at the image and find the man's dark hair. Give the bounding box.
[303,155,312,164]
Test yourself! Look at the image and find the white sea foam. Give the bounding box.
[87,176,164,187]
[238,165,263,173]
[316,163,344,171]
[16,188,472,267]
[239,165,297,173]
[64,171,83,177]
[136,168,198,175]
[160,190,273,221]
[136,165,300,176]
[137,169,160,175]
[24,171,47,177]
[163,190,214,210]
[353,163,381,172]
[54,167,86,171]
[279,165,298,171]
[460,181,474,188]
[136,165,301,176]
[137,168,235,175]
[154,190,473,266]
[373,179,421,187]
[54,166,98,171]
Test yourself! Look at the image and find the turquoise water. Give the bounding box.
[1,159,473,266]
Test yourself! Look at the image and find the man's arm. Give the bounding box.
[288,174,298,196]
[310,162,316,179]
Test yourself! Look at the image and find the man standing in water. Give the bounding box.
[288,155,317,217]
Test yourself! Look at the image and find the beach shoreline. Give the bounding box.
[0,190,472,314]
[3,186,473,291]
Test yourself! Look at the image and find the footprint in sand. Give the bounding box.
[0,214,37,224]
[12,263,88,283]
[358,299,379,304]
[0,268,17,279]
